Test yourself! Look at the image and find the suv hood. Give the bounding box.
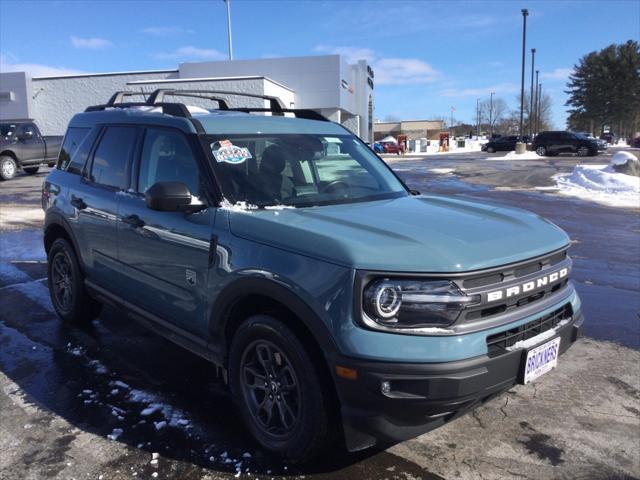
[227,195,570,272]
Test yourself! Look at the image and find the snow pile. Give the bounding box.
[219,199,259,212]
[553,163,639,208]
[487,151,543,161]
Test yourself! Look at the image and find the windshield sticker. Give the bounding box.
[324,137,343,144]
[211,140,253,164]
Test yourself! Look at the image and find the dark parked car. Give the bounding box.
[43,89,583,462]
[481,135,530,153]
[0,120,62,180]
[533,131,598,157]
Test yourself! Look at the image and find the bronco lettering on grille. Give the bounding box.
[486,268,568,302]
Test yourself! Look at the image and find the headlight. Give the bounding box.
[363,279,480,331]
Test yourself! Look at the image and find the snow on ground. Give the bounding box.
[550,164,639,209]
[487,150,544,161]
[429,168,456,174]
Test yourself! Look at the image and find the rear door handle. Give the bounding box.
[122,214,145,228]
[70,196,87,210]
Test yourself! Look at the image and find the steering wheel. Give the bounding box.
[320,180,349,194]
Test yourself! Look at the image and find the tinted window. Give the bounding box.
[138,128,202,197]
[90,127,137,189]
[57,127,90,171]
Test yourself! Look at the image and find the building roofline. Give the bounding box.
[32,68,178,81]
[126,75,294,92]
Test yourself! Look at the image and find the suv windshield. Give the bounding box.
[205,133,408,208]
[0,123,17,139]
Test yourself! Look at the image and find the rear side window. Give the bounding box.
[90,126,138,189]
[57,127,90,172]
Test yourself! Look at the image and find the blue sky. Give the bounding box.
[1,0,638,128]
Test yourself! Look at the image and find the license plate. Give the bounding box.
[522,337,561,384]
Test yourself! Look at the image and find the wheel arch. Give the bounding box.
[43,213,84,271]
[0,150,18,162]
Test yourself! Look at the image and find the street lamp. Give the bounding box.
[536,83,542,134]
[224,0,233,60]
[489,91,495,137]
[517,8,528,152]
[476,98,480,137]
[534,70,539,135]
[529,48,536,138]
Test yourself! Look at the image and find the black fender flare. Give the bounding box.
[209,275,340,358]
[43,212,84,267]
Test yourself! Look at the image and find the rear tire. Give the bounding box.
[229,315,331,463]
[486,146,495,153]
[0,156,18,180]
[47,238,102,324]
[24,167,40,175]
[535,146,547,156]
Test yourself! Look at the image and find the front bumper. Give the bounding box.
[333,311,583,451]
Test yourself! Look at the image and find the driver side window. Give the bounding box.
[138,128,202,199]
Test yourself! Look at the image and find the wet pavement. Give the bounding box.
[1,155,639,479]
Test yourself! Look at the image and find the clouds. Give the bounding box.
[314,45,440,85]
[0,53,84,77]
[69,36,112,49]
[153,46,227,61]
[542,68,573,80]
[440,83,519,97]
[141,26,194,36]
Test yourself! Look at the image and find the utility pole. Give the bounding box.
[529,48,536,138]
[533,70,540,135]
[489,92,494,137]
[517,9,528,151]
[224,0,233,60]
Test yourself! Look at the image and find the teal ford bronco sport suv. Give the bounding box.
[42,90,583,462]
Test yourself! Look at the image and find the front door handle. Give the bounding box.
[70,196,87,210]
[122,214,145,228]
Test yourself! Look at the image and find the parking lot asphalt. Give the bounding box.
[1,152,639,480]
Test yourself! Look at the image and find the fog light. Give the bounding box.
[381,381,391,394]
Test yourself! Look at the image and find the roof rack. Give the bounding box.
[84,88,329,122]
[146,89,285,112]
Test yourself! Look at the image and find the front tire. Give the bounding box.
[0,156,18,180]
[229,315,331,463]
[486,146,495,153]
[535,146,547,156]
[577,146,589,157]
[47,238,102,324]
[24,167,40,175]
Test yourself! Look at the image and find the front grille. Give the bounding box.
[486,304,573,358]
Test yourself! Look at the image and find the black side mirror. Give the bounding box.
[145,182,194,212]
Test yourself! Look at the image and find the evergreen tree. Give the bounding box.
[566,40,640,138]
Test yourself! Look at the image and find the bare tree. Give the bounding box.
[479,98,508,133]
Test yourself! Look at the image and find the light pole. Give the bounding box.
[534,70,539,135]
[536,83,542,134]
[529,48,536,138]
[476,98,480,137]
[224,0,233,60]
[517,8,528,151]
[489,91,494,137]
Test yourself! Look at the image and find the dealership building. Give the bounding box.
[0,54,375,142]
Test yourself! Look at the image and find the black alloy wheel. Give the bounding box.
[240,339,301,437]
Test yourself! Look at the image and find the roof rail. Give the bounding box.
[146,89,285,112]
[230,107,328,122]
[85,102,191,118]
[106,91,149,106]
